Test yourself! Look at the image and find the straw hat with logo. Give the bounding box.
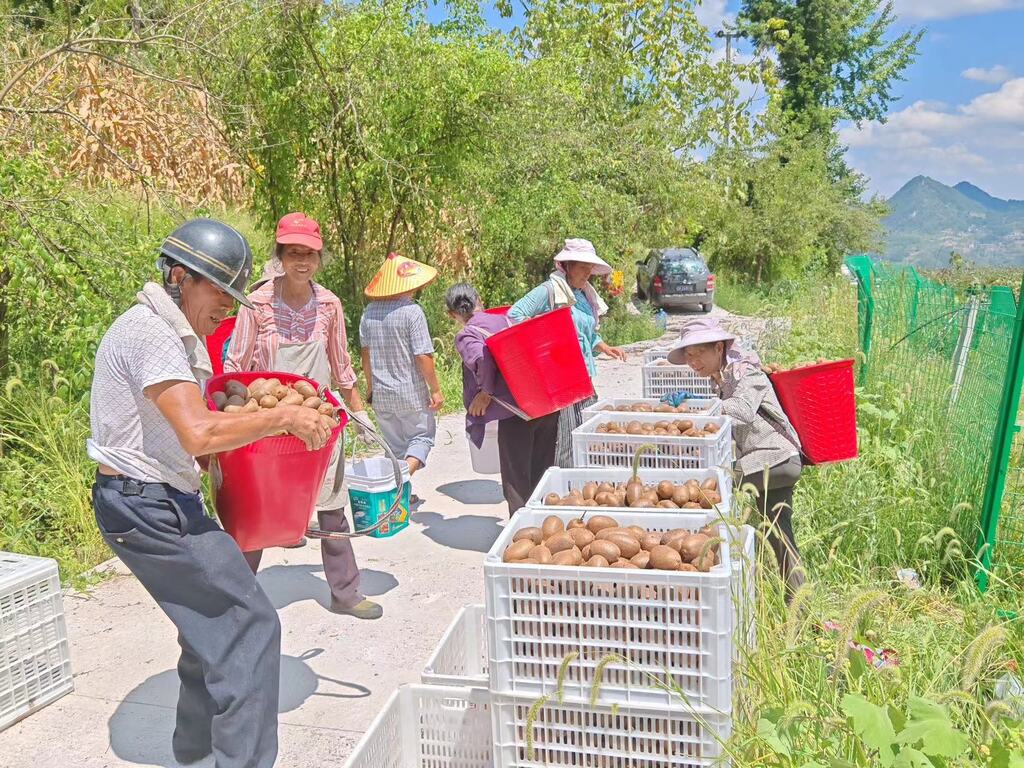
[364,252,438,299]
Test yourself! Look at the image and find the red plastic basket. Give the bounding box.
[205,316,236,377]
[769,359,858,465]
[205,371,348,551]
[485,307,594,419]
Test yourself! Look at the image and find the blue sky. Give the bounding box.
[838,1,1024,200]
[431,0,1024,200]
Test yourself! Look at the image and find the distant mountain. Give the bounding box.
[882,177,1024,267]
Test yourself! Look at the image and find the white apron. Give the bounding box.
[274,339,347,512]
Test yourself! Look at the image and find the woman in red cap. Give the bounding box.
[225,213,382,620]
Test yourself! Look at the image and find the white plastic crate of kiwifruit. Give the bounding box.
[572,412,733,471]
[526,466,733,515]
[642,360,718,399]
[484,508,741,711]
[491,692,732,768]
[342,684,493,768]
[0,552,73,732]
[583,396,722,419]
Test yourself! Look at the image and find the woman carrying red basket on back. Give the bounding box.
[225,213,382,620]
[668,317,806,598]
[446,283,559,515]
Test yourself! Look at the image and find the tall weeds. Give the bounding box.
[1,373,106,580]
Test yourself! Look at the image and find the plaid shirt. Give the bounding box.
[359,298,434,413]
[718,365,801,477]
[224,278,357,389]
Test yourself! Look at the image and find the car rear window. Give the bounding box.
[661,251,706,271]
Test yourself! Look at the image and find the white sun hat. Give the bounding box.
[553,238,612,276]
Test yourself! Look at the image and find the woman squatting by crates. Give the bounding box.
[667,316,807,598]
[87,218,329,768]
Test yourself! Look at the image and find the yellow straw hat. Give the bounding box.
[364,252,438,299]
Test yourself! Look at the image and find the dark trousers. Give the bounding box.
[92,474,280,768]
[741,455,805,594]
[243,508,362,609]
[497,411,559,516]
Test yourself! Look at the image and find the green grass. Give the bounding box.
[0,375,107,584]
[599,301,661,347]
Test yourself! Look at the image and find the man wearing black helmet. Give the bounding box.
[88,218,326,768]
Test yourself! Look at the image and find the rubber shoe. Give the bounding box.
[330,598,383,620]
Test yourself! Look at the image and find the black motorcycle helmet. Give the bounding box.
[157,218,255,308]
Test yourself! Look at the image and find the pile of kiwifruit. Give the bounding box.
[600,402,711,414]
[594,419,721,437]
[541,476,721,509]
[502,514,722,571]
[211,377,340,431]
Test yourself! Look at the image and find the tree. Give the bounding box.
[690,124,883,283]
[741,0,922,136]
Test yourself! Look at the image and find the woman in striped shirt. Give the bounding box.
[225,213,381,620]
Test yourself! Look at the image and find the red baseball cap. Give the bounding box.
[275,212,323,252]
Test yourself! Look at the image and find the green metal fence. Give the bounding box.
[844,255,1024,590]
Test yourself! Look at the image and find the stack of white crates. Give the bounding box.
[484,510,745,767]
[0,552,73,733]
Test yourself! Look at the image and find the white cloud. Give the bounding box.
[962,65,1015,84]
[841,80,1024,199]
[962,78,1024,122]
[895,0,1024,20]
[694,0,731,35]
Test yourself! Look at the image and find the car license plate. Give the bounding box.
[678,283,695,293]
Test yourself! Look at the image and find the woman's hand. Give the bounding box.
[597,342,627,362]
[468,391,492,416]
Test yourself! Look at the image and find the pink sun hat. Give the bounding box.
[276,212,323,252]
[667,317,737,365]
[554,238,612,276]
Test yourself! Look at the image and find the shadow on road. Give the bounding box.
[411,510,503,553]
[108,650,370,767]
[436,479,504,505]
[256,562,398,611]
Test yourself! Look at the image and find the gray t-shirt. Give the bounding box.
[87,304,202,492]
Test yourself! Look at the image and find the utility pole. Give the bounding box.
[716,25,748,149]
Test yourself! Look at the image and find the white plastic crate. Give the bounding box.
[571,413,733,471]
[343,684,493,768]
[0,552,73,732]
[583,397,722,419]
[525,466,733,517]
[492,693,731,768]
[642,362,718,399]
[643,347,671,364]
[422,604,488,688]
[484,509,735,710]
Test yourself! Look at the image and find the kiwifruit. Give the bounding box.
[513,527,544,545]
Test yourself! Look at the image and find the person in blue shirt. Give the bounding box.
[509,238,627,467]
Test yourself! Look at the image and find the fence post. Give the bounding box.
[844,255,874,386]
[950,296,980,408]
[975,276,1024,592]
